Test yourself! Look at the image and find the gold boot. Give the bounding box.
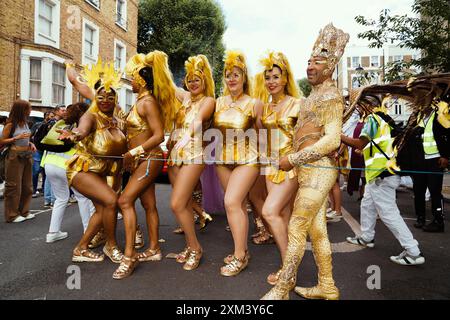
[261,216,310,300]
[294,202,339,300]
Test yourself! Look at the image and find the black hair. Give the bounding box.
[265,64,283,75]
[139,66,154,91]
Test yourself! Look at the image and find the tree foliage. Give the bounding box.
[355,0,450,81]
[138,0,226,95]
[297,78,312,97]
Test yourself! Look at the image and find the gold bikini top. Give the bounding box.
[262,96,301,156]
[78,111,128,157]
[126,104,150,141]
[213,96,257,135]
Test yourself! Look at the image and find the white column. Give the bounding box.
[20,54,31,101]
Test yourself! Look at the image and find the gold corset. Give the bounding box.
[213,96,258,165]
[262,96,301,158]
[79,111,128,157]
[126,104,150,141]
[168,96,208,166]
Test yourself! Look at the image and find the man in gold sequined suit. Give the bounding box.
[262,23,349,300]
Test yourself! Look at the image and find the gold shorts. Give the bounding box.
[66,152,122,186]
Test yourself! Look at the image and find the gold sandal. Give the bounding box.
[198,211,213,230]
[112,255,139,280]
[220,254,249,277]
[137,248,162,262]
[223,250,251,264]
[72,247,104,263]
[183,249,202,271]
[252,230,274,245]
[103,245,124,264]
[88,229,106,249]
[267,268,282,286]
[134,225,144,249]
[176,247,190,263]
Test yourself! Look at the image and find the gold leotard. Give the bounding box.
[168,96,209,166]
[213,96,258,167]
[66,110,128,184]
[261,96,301,183]
[126,103,163,171]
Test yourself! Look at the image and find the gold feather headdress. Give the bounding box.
[184,55,215,98]
[80,58,122,94]
[256,51,301,102]
[223,50,251,96]
[125,51,178,131]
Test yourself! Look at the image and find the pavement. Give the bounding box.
[0,181,450,300]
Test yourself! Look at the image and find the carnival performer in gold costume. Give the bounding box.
[255,52,301,285]
[262,23,349,300]
[167,55,216,271]
[111,51,178,279]
[214,51,264,276]
[62,60,128,263]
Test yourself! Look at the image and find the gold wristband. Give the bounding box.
[129,145,145,157]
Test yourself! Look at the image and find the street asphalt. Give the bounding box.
[0,182,449,300]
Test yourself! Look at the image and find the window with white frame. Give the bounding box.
[114,40,126,71]
[30,59,42,101]
[351,74,361,88]
[52,62,65,105]
[370,56,379,68]
[116,0,127,29]
[393,55,403,62]
[126,89,133,112]
[352,57,360,69]
[82,19,99,65]
[35,0,60,48]
[85,0,100,9]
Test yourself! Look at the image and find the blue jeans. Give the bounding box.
[32,151,43,193]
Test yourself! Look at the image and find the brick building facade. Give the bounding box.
[0,0,138,112]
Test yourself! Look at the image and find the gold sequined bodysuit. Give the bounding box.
[261,96,301,183]
[263,78,343,300]
[168,96,209,166]
[66,110,128,184]
[213,96,258,166]
[126,103,163,171]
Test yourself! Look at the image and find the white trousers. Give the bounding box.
[45,164,95,233]
[360,175,420,256]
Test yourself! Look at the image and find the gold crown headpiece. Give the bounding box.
[80,58,122,94]
[184,55,215,97]
[311,23,349,72]
[224,50,247,75]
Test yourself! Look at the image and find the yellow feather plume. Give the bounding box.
[80,58,122,93]
[185,55,215,98]
[252,72,269,103]
[437,101,450,129]
[222,50,251,96]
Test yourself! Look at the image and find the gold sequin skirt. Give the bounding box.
[266,166,297,184]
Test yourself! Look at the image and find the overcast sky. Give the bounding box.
[217,0,413,79]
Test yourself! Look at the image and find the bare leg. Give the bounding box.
[170,164,205,251]
[221,166,259,260]
[140,183,160,251]
[71,172,118,249]
[330,181,342,215]
[262,177,298,262]
[118,159,162,258]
